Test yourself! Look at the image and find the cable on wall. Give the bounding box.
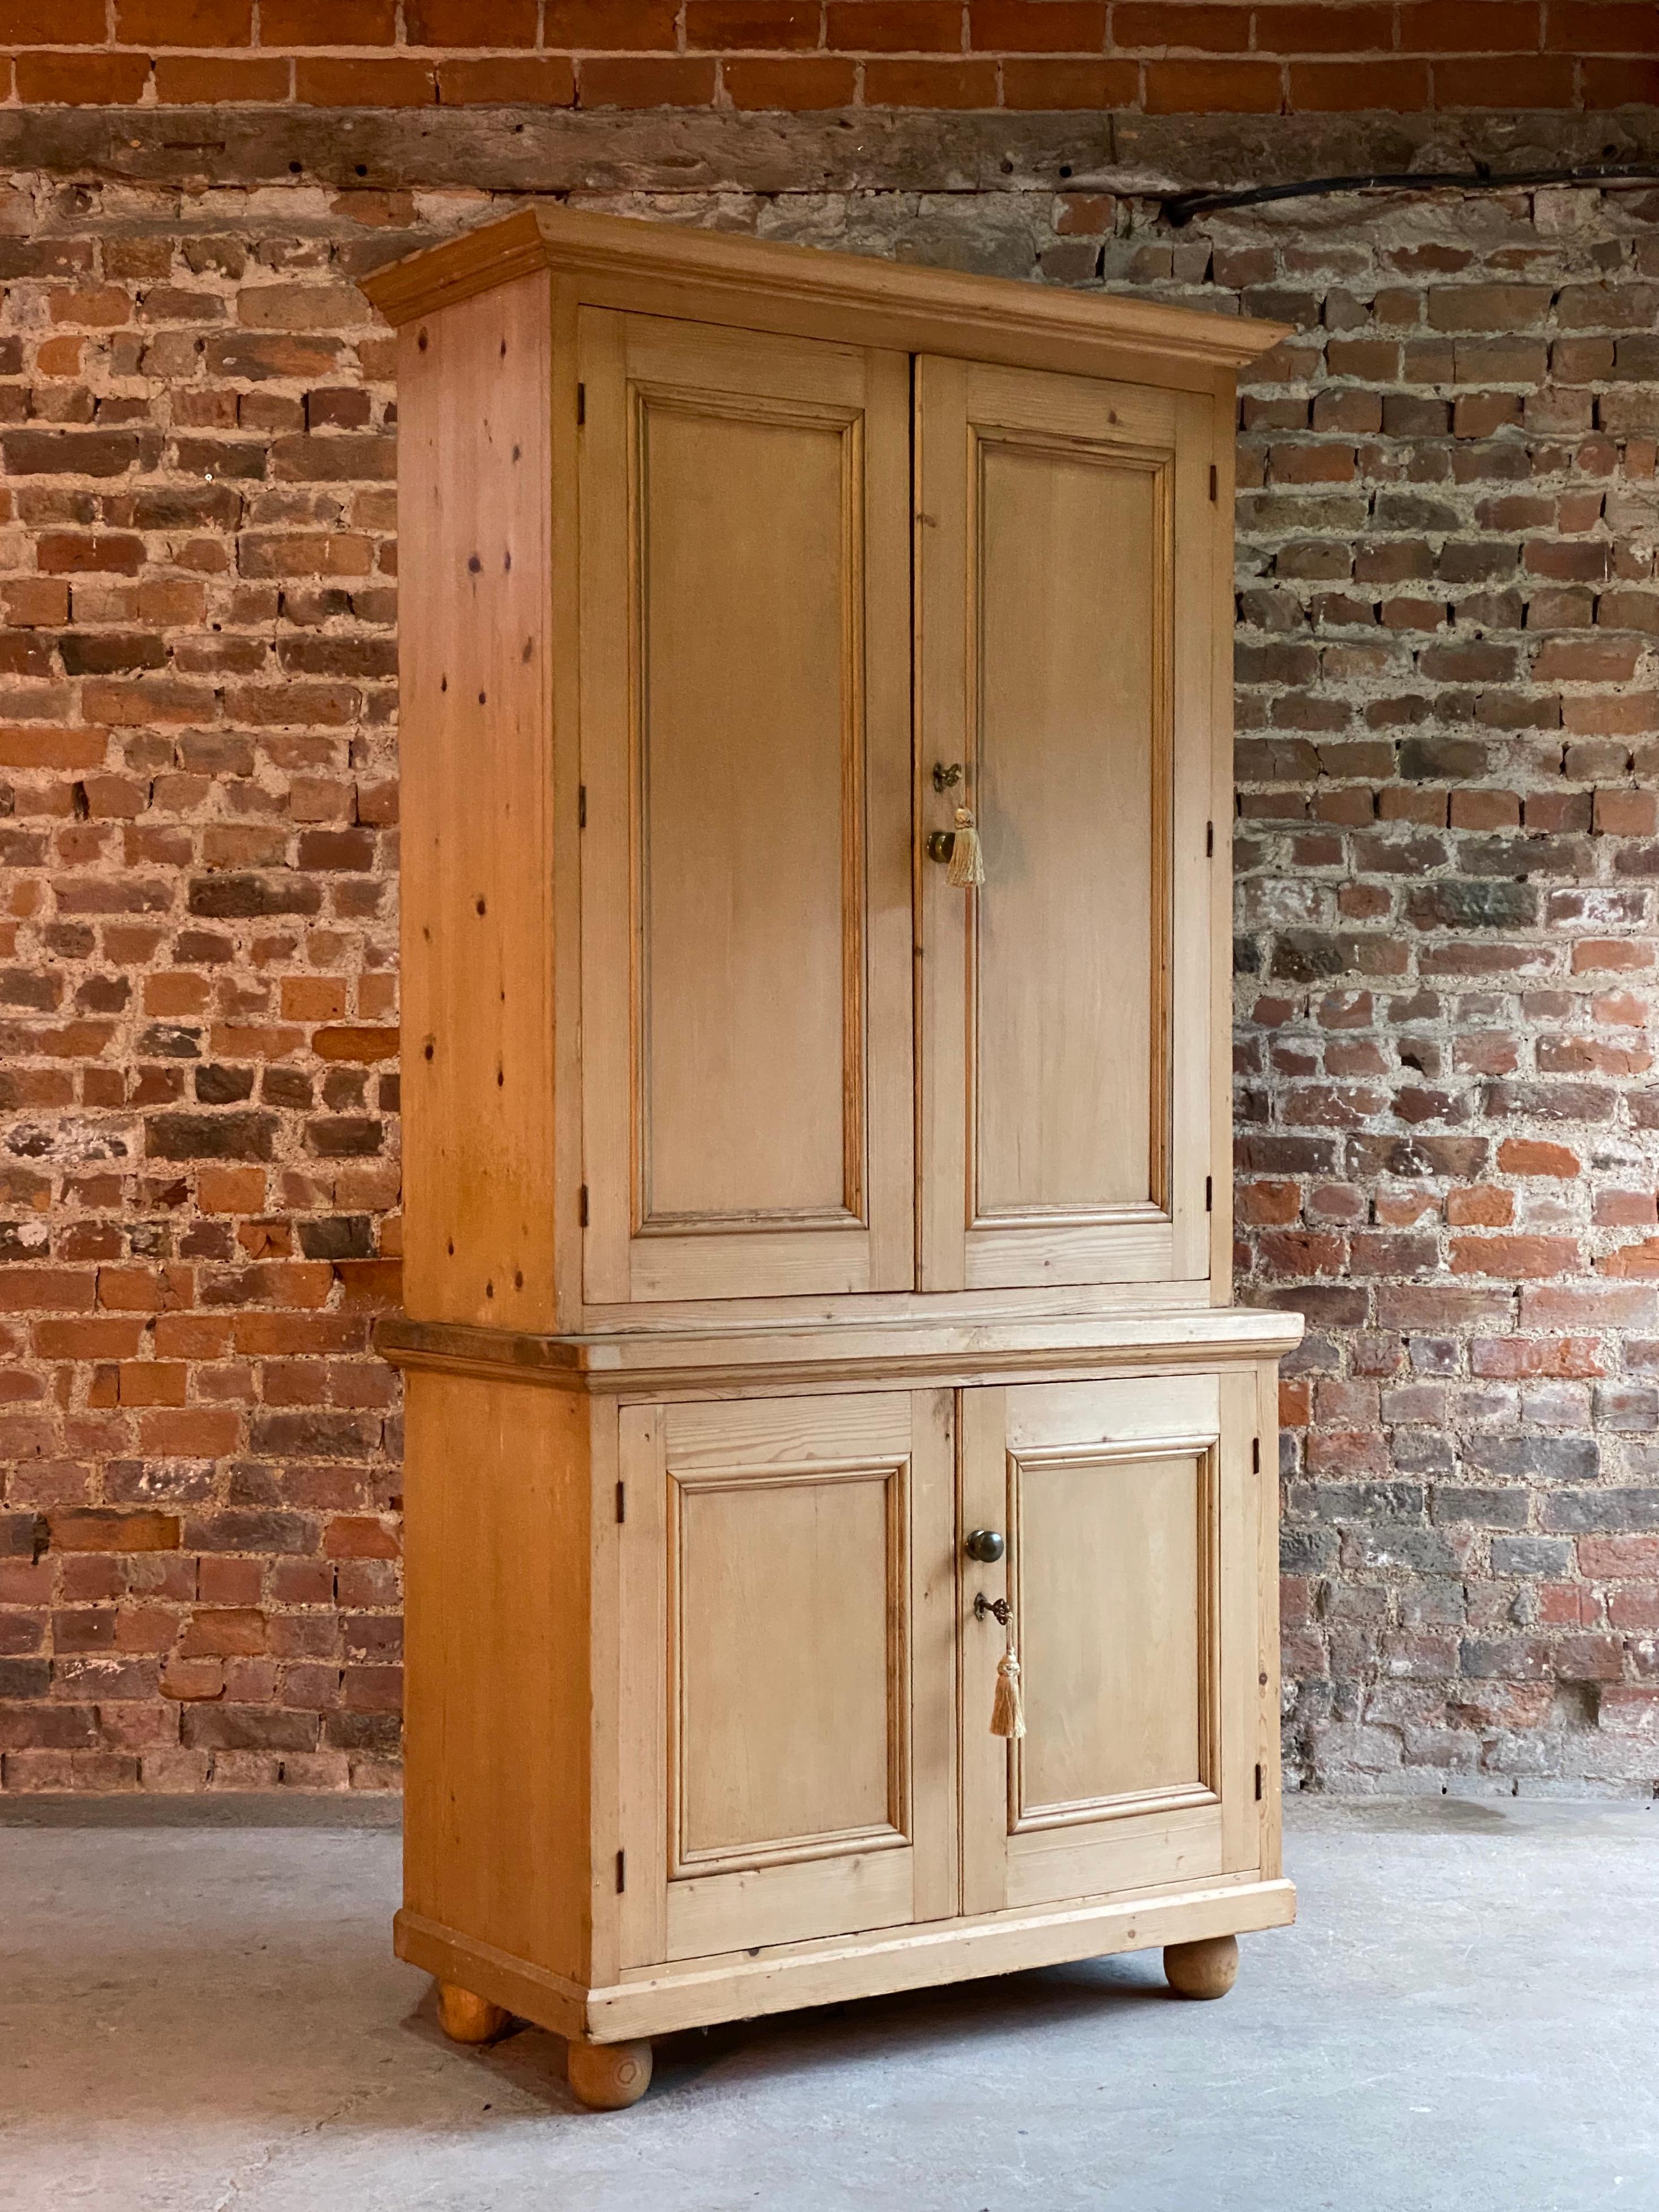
[1162,163,1659,226]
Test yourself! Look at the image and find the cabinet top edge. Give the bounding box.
[375,1305,1305,1392]
[356,204,1290,373]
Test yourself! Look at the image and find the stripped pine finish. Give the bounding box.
[363,205,1296,2111]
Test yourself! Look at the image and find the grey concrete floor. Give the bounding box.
[2,1797,1656,2212]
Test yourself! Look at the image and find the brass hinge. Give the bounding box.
[616,1848,625,1893]
[1254,1762,1263,1802]
[579,1184,589,1227]
[1205,1174,1213,1212]
[1209,463,1218,501]
[577,382,586,426]
[1252,1436,1261,1474]
[615,1479,625,1525]
[578,783,587,829]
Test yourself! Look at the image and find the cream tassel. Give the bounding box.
[946,805,985,888]
[990,1633,1025,1739]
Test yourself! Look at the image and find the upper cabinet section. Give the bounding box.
[363,209,1286,1332]
[577,313,914,1304]
[916,358,1220,1293]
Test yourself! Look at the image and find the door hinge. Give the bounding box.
[1206,819,1214,858]
[577,381,586,426]
[579,1184,589,1227]
[578,783,587,829]
[615,1479,625,1525]
[1205,1174,1213,1212]
[1209,463,1218,501]
[1252,1436,1262,1474]
[1254,1762,1263,1802]
[616,1848,625,1892]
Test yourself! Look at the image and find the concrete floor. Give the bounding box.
[3,1797,1656,2211]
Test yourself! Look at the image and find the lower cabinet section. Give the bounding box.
[614,1365,1273,1972]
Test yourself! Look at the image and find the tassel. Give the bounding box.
[990,1635,1025,1739]
[946,805,985,888]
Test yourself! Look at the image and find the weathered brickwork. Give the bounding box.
[1,88,1658,1794]
[0,1,1652,117]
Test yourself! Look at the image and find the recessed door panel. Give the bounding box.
[1016,1447,1205,1821]
[617,1389,957,1968]
[674,1461,900,1867]
[975,442,1160,1220]
[917,356,1218,1293]
[581,312,913,1305]
[960,1372,1261,1918]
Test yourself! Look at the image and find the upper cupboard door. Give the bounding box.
[579,312,913,1305]
[916,358,1222,1293]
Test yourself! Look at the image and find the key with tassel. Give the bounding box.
[974,1589,1026,1738]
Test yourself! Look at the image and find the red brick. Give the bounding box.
[577,55,718,102]
[862,57,999,98]
[1397,1,1540,49]
[437,58,575,103]
[115,0,253,39]
[1555,2,1659,54]
[723,55,858,103]
[49,1510,179,1553]
[154,58,293,101]
[1498,1138,1580,1178]
[1432,54,1578,106]
[259,0,395,37]
[545,0,680,41]
[969,0,1106,48]
[1111,3,1250,47]
[1287,61,1431,110]
[15,53,151,101]
[406,0,538,38]
[686,1,823,46]
[1450,1236,1580,1278]
[1143,57,1280,109]
[0,0,104,32]
[824,1,964,48]
[293,58,436,104]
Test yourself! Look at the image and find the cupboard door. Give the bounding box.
[959,1373,1261,1917]
[616,1391,956,1966]
[579,312,913,1306]
[916,357,1220,1292]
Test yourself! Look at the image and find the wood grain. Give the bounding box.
[397,272,556,1330]
[578,310,912,1306]
[401,1368,591,1986]
[361,205,1290,389]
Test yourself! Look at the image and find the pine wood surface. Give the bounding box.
[360,205,1290,389]
[379,203,1295,2079]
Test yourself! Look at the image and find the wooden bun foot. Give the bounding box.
[436,1981,510,2043]
[567,2037,653,2111]
[1163,1933,1239,1999]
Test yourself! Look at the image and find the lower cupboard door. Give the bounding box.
[616,1389,957,1968]
[959,1371,1262,1918]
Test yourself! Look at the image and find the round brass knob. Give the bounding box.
[964,1528,1005,1564]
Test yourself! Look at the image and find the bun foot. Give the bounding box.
[1164,1933,1239,2000]
[436,1981,510,2043]
[568,2036,653,2110]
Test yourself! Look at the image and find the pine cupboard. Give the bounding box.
[362,208,1300,2112]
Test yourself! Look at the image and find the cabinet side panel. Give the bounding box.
[402,1370,590,1983]
[398,272,556,1328]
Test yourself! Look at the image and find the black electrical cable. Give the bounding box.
[1161,162,1659,226]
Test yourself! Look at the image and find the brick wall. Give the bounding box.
[0,2,1655,115]
[1,70,1658,1795]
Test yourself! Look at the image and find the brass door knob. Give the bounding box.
[964,1528,1005,1563]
